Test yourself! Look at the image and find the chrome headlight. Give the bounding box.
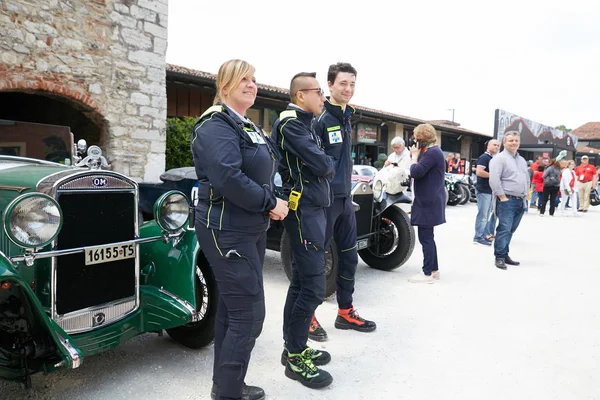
[154,191,189,232]
[4,193,62,248]
[373,180,384,202]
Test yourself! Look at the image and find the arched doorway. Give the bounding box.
[0,91,106,148]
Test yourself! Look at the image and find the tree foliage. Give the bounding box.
[555,125,572,133]
[166,117,196,170]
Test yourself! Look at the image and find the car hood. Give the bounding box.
[0,162,71,194]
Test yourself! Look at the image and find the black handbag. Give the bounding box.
[591,189,600,206]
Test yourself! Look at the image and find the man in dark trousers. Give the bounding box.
[271,73,334,389]
[489,131,529,270]
[311,62,376,340]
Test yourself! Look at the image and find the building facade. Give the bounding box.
[572,122,600,165]
[166,64,492,170]
[0,0,168,181]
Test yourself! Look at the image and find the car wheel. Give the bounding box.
[281,230,338,299]
[166,252,217,349]
[359,206,415,271]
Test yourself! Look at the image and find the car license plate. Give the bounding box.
[357,238,369,250]
[84,242,136,266]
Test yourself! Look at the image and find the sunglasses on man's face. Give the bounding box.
[297,88,324,96]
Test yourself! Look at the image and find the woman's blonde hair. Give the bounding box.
[413,123,437,145]
[213,59,256,105]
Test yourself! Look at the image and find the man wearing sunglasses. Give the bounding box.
[271,72,334,389]
[310,62,377,342]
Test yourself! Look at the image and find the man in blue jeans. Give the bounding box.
[473,139,500,246]
[489,131,530,270]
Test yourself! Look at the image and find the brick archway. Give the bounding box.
[0,69,107,146]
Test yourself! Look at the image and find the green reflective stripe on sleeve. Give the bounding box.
[341,244,358,252]
[206,188,213,228]
[279,118,294,150]
[219,203,224,230]
[200,105,224,119]
[327,125,341,132]
[211,229,223,257]
[280,110,297,120]
[296,158,304,193]
[317,110,327,122]
[192,109,220,145]
[339,275,354,281]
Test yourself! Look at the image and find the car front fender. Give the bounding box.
[138,221,199,308]
[0,254,83,382]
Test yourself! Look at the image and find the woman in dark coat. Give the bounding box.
[407,123,446,283]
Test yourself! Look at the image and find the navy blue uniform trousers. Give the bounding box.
[195,225,266,400]
[282,204,327,353]
[325,197,358,309]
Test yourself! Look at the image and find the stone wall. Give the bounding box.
[0,0,168,181]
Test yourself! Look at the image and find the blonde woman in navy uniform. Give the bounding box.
[191,59,288,400]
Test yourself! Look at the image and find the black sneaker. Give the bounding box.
[280,346,331,366]
[308,314,328,342]
[285,348,333,389]
[334,307,376,332]
[210,383,265,400]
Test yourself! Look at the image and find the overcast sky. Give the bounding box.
[166,0,599,135]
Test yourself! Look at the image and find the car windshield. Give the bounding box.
[0,119,74,163]
[353,166,377,177]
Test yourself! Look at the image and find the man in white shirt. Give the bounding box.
[384,137,410,169]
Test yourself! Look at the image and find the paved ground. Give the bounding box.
[3,202,600,400]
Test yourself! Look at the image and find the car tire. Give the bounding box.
[166,252,217,349]
[281,230,338,299]
[359,206,415,271]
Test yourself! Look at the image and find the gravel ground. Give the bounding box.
[2,202,600,400]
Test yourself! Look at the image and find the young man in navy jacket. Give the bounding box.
[271,72,334,389]
[311,63,376,340]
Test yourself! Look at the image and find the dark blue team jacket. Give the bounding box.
[191,105,277,233]
[271,105,334,208]
[314,98,355,198]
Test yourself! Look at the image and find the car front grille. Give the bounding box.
[54,188,137,330]
[353,191,374,238]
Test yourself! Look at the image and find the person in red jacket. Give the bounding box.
[575,155,598,212]
[531,164,545,209]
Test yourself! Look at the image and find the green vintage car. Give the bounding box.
[0,124,216,388]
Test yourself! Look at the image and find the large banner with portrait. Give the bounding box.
[494,109,578,151]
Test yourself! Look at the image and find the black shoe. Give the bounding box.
[578,209,584,212]
[281,346,331,366]
[495,259,507,270]
[284,348,333,389]
[505,255,520,266]
[308,314,328,342]
[582,210,588,213]
[334,307,377,332]
[211,383,265,400]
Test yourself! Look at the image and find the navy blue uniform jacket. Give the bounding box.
[271,105,334,207]
[409,145,446,227]
[191,105,277,233]
[314,98,355,198]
